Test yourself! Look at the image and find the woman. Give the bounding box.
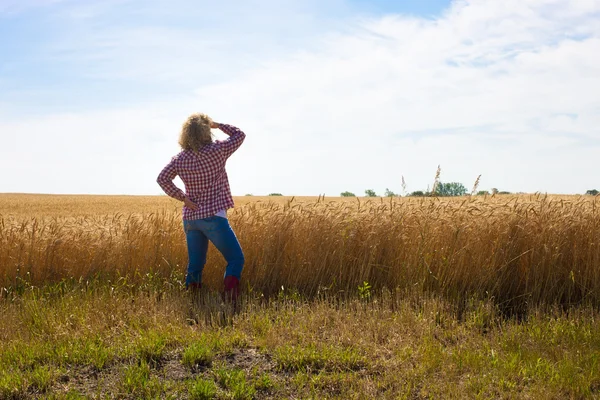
[157,113,246,301]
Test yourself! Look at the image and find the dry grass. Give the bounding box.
[1,193,599,312]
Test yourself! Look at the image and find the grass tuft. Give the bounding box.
[182,341,214,370]
[188,378,217,400]
[214,366,256,400]
[133,331,168,367]
[274,344,366,372]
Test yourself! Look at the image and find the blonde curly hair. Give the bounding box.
[179,113,214,151]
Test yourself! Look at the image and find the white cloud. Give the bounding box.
[186,0,600,194]
[1,0,599,195]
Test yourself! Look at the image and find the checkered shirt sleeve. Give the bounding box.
[217,124,246,158]
[156,159,186,201]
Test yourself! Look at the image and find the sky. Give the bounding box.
[0,0,599,196]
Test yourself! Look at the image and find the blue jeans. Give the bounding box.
[183,216,244,286]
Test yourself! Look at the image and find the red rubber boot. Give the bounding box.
[223,276,240,304]
[187,282,202,296]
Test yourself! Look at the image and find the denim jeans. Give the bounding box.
[183,216,244,286]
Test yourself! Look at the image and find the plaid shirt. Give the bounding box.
[157,124,246,220]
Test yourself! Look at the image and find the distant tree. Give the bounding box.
[384,188,397,197]
[586,189,599,196]
[268,193,283,196]
[365,189,377,197]
[476,190,490,196]
[409,190,426,197]
[491,188,499,195]
[245,193,253,196]
[434,182,468,197]
[498,191,512,195]
[341,191,356,197]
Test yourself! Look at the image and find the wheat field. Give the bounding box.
[1,193,599,312]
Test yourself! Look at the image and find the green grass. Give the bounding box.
[214,366,256,400]
[253,372,275,392]
[0,364,57,398]
[189,377,217,400]
[121,360,152,395]
[274,344,366,372]
[0,368,25,399]
[1,282,600,398]
[120,360,171,399]
[182,341,214,370]
[132,330,170,367]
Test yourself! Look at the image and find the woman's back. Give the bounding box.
[157,123,245,220]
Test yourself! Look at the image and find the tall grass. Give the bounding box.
[1,194,599,311]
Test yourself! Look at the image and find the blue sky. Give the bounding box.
[350,0,451,17]
[0,0,452,114]
[1,0,599,196]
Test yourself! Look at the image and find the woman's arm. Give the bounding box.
[213,122,246,159]
[157,159,185,201]
[157,159,199,210]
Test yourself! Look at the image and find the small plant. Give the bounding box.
[189,378,217,400]
[59,390,88,399]
[121,360,150,396]
[182,342,214,370]
[29,365,54,393]
[274,344,366,372]
[84,340,113,370]
[215,367,256,400]
[0,369,24,399]
[357,281,371,300]
[254,373,274,392]
[134,332,167,367]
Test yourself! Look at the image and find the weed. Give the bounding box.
[121,360,151,394]
[134,331,168,367]
[214,366,256,400]
[188,378,217,400]
[254,373,275,392]
[120,360,166,398]
[0,368,24,399]
[182,341,214,370]
[274,344,366,372]
[29,365,55,393]
[357,281,371,300]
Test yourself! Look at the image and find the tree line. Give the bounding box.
[244,188,600,198]
[340,186,600,197]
